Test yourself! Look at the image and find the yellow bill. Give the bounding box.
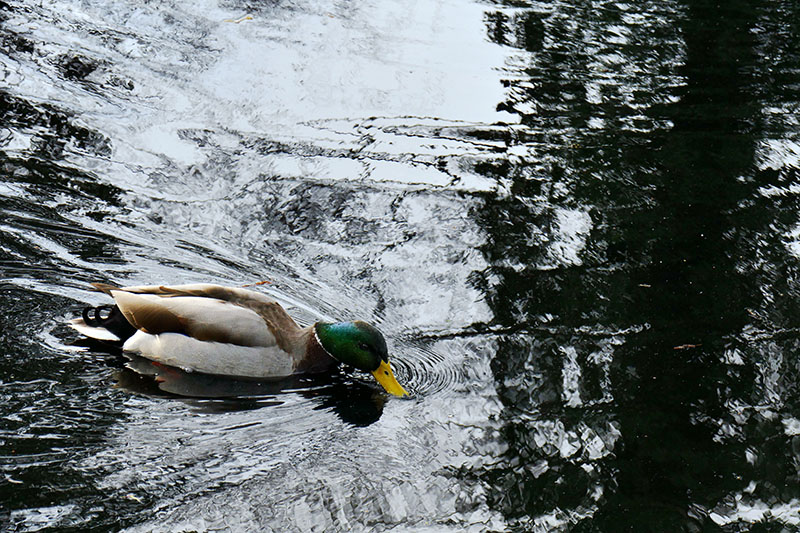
[371,360,408,397]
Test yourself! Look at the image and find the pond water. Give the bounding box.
[2,0,800,531]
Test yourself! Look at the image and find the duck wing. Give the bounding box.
[109,284,304,350]
[110,291,276,347]
[82,283,311,378]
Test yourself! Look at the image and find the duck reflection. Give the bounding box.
[115,357,385,425]
[76,339,385,425]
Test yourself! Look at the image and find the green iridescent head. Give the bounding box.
[314,321,407,397]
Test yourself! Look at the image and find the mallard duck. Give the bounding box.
[70,283,408,397]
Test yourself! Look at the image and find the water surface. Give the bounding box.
[2,0,800,531]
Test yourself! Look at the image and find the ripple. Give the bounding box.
[3,0,508,530]
[392,340,466,397]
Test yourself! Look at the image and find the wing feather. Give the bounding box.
[112,284,302,351]
[111,291,186,335]
[111,291,277,347]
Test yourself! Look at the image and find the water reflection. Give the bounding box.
[3,0,504,529]
[114,355,385,426]
[474,0,800,529]
[3,0,800,529]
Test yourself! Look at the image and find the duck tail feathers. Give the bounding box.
[71,304,138,343]
[90,282,122,296]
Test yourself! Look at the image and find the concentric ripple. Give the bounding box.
[392,340,467,397]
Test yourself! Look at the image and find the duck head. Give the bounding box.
[314,321,408,397]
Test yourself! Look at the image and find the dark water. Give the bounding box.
[2,0,800,530]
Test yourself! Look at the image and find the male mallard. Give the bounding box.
[70,283,408,396]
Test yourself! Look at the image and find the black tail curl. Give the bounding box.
[81,304,138,342]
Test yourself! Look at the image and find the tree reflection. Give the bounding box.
[475,0,800,529]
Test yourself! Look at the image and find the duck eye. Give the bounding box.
[358,343,370,351]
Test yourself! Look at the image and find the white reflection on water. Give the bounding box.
[102,340,507,532]
[1,0,520,530]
